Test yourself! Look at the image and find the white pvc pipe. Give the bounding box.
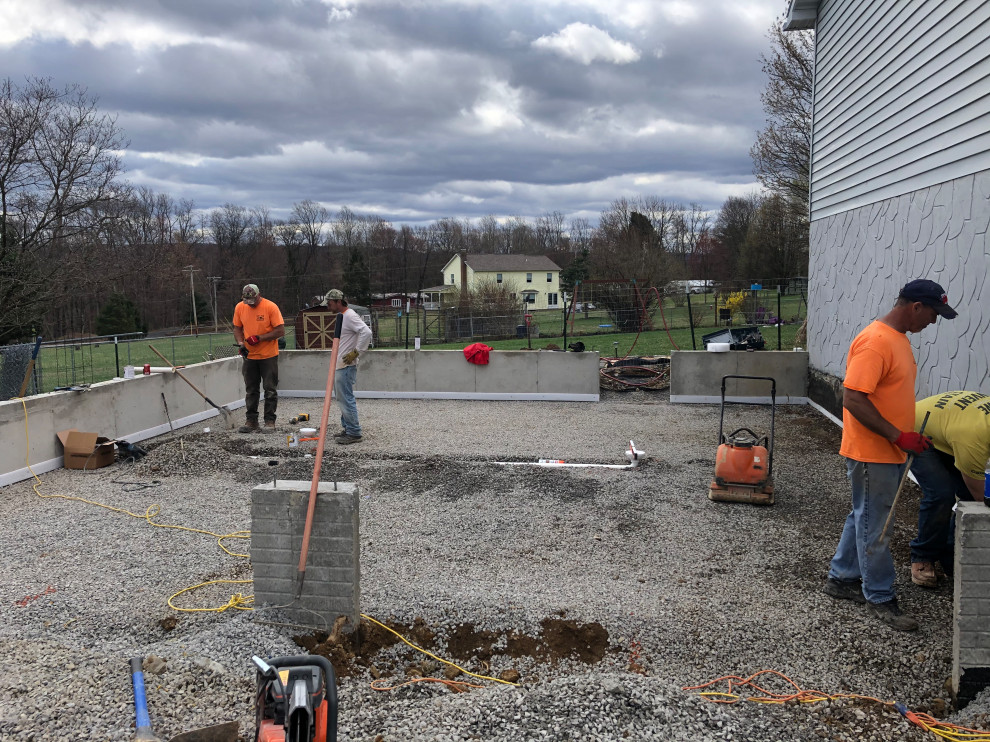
[493,440,646,470]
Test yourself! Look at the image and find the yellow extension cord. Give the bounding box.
[16,399,517,687]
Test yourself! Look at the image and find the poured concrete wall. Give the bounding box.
[0,359,245,487]
[669,351,809,404]
[0,349,598,486]
[280,349,600,401]
[251,480,360,628]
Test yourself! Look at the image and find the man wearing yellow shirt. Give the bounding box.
[909,391,990,587]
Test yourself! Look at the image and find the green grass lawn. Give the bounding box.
[424,322,803,357]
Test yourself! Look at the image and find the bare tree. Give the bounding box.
[751,17,813,213]
[292,199,329,251]
[478,214,500,253]
[568,217,592,254]
[714,194,760,280]
[738,193,808,281]
[330,206,362,249]
[173,198,202,246]
[0,77,126,341]
[536,210,566,252]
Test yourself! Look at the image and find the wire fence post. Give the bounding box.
[114,335,120,378]
[777,286,782,350]
[686,290,696,350]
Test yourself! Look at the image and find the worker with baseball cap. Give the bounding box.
[324,288,372,444]
[896,279,958,319]
[233,284,285,433]
[823,278,956,631]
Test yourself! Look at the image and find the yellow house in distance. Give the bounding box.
[435,253,562,310]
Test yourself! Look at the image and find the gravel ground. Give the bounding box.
[1,389,989,741]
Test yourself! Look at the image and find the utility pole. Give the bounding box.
[208,276,221,333]
[183,265,200,335]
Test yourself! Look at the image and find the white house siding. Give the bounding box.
[808,168,990,398]
[811,0,990,221]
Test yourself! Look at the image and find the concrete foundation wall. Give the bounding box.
[0,358,245,487]
[280,349,600,401]
[0,349,599,486]
[669,351,809,404]
[251,480,360,628]
[954,502,990,708]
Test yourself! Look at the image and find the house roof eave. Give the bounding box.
[783,0,818,30]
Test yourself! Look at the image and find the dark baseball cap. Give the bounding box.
[899,279,957,319]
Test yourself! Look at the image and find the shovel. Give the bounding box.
[130,657,238,742]
[148,345,237,430]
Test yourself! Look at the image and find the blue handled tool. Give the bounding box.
[130,657,164,741]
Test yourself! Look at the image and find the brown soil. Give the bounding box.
[295,615,612,682]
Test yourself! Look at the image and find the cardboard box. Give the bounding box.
[56,429,116,470]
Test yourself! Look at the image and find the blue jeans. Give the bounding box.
[909,447,965,569]
[828,458,905,604]
[333,365,361,436]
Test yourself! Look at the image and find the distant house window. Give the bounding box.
[450,273,455,284]
[496,273,503,283]
[548,293,558,307]
[526,273,532,283]
[524,292,536,304]
[547,273,553,283]
[391,298,401,308]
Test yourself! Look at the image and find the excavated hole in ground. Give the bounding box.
[293,615,613,685]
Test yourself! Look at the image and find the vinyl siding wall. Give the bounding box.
[811,0,990,221]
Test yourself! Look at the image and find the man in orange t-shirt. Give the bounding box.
[233,284,285,433]
[824,279,957,632]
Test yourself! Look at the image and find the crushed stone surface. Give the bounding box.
[1,390,987,741]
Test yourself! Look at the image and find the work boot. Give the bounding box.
[823,578,866,604]
[867,599,919,632]
[238,420,260,434]
[911,561,938,588]
[334,434,362,445]
[263,420,277,433]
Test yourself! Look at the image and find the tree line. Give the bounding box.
[1,16,811,343]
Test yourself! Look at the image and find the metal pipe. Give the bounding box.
[296,313,343,598]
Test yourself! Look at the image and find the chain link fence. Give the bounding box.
[0,341,40,401]
[4,280,808,395]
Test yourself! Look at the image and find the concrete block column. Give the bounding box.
[953,501,990,707]
[251,480,360,630]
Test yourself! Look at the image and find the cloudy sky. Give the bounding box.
[0,0,790,227]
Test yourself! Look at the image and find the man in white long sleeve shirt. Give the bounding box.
[324,289,373,444]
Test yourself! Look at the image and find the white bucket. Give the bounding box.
[708,342,730,352]
[123,365,135,378]
[299,427,317,436]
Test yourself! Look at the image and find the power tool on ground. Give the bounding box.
[253,655,338,742]
[290,413,310,425]
[709,375,776,506]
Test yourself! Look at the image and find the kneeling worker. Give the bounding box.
[909,391,990,587]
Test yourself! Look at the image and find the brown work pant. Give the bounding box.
[242,355,279,423]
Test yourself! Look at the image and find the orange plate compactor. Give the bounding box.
[709,375,776,506]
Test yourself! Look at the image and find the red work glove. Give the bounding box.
[895,431,931,455]
[246,335,261,346]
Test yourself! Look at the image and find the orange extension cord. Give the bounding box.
[683,669,990,741]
